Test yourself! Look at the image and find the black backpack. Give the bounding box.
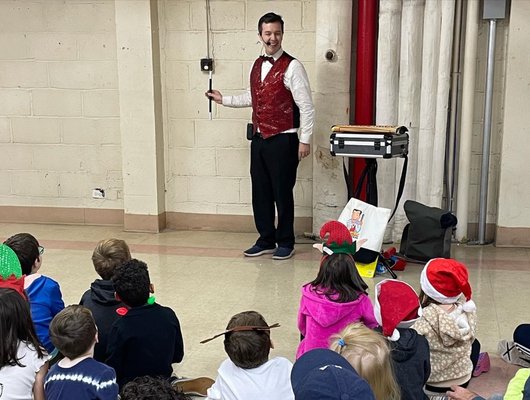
[399,200,457,262]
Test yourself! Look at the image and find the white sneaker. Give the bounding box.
[498,339,530,367]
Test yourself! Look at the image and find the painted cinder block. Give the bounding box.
[32,89,82,116]
[82,90,120,117]
[0,61,48,88]
[0,89,31,116]
[12,117,61,144]
[62,118,121,145]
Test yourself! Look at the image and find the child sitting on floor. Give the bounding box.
[0,272,49,400]
[44,305,118,400]
[105,259,184,388]
[297,221,378,358]
[291,348,375,400]
[80,238,131,362]
[204,310,294,400]
[412,258,483,396]
[374,279,431,400]
[330,322,400,400]
[4,233,65,355]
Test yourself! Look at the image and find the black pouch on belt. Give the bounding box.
[246,123,254,140]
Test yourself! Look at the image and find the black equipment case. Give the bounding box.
[330,125,409,159]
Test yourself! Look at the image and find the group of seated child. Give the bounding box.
[0,222,528,400]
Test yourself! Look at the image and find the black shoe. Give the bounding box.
[243,245,276,257]
[272,247,295,260]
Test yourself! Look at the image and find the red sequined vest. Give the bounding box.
[250,52,300,139]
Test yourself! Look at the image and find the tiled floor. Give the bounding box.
[1,222,528,396]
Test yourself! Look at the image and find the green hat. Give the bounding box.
[0,244,22,279]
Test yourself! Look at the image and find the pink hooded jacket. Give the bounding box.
[296,284,378,358]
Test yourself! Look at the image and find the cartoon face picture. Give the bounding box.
[347,208,364,239]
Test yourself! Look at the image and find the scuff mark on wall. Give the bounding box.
[315,145,339,170]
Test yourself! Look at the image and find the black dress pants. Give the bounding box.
[251,132,299,249]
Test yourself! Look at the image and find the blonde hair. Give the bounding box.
[91,238,131,280]
[330,323,400,400]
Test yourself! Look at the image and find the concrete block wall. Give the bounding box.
[0,0,123,210]
[160,0,316,219]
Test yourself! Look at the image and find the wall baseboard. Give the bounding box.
[0,206,123,226]
[0,206,313,236]
[496,226,530,247]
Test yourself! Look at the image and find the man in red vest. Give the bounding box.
[207,12,314,260]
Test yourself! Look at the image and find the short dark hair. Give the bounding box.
[112,259,150,307]
[92,238,131,280]
[120,376,191,400]
[4,233,40,275]
[49,305,97,359]
[224,311,271,369]
[308,253,369,303]
[258,12,284,35]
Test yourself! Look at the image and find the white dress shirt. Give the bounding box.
[222,48,315,144]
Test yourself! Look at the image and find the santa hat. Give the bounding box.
[420,258,476,312]
[319,221,357,256]
[374,279,422,341]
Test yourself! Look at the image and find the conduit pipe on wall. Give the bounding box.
[477,19,497,244]
[455,0,479,242]
[446,0,463,212]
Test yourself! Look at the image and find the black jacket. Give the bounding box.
[105,303,184,388]
[390,327,431,400]
[79,279,125,362]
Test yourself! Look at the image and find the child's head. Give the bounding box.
[91,238,131,280]
[291,348,375,400]
[310,253,368,302]
[330,323,400,400]
[112,259,152,307]
[419,258,476,311]
[374,279,422,340]
[0,287,45,367]
[49,305,97,360]
[223,311,272,369]
[3,233,41,275]
[120,376,191,400]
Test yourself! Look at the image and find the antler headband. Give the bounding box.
[200,323,280,344]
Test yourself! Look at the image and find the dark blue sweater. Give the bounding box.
[44,358,118,400]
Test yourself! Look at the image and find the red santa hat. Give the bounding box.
[374,279,422,341]
[420,258,476,312]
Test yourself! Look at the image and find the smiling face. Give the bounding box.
[259,21,283,55]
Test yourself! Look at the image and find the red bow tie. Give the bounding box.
[262,56,275,65]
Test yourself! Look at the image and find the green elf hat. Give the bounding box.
[0,244,22,279]
[320,220,358,256]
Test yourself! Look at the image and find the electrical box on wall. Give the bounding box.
[92,188,105,199]
[483,0,507,19]
[200,58,214,72]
